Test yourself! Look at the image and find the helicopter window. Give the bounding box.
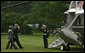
[72,15,82,26]
[77,1,80,4]
[75,15,84,26]
[77,16,81,26]
[70,1,76,9]
[77,1,84,9]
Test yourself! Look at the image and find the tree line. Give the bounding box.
[1,1,70,35]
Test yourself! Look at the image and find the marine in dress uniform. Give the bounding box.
[41,25,49,48]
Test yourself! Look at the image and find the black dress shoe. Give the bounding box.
[15,48,19,49]
[6,48,8,49]
[20,47,24,49]
[10,48,12,49]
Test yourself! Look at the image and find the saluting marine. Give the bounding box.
[41,25,49,48]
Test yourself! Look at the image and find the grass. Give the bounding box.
[1,33,84,52]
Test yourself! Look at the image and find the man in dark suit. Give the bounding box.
[10,24,23,49]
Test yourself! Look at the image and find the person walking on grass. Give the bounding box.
[10,24,23,49]
[6,25,18,49]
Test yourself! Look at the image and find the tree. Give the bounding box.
[28,1,70,28]
[1,1,71,33]
[1,12,21,32]
[20,23,33,35]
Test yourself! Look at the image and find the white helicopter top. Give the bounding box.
[64,1,84,14]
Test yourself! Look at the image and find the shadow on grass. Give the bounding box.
[48,46,84,52]
[70,47,84,52]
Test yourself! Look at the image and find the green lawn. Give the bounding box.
[1,33,84,52]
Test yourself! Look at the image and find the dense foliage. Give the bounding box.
[1,1,70,34]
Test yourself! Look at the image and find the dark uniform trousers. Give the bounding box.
[43,35,48,48]
[6,38,17,49]
[10,36,22,49]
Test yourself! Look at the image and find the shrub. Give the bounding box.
[20,23,33,35]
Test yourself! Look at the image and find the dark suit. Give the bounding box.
[10,27,23,49]
[6,30,18,49]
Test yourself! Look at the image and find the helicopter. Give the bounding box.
[49,1,84,51]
